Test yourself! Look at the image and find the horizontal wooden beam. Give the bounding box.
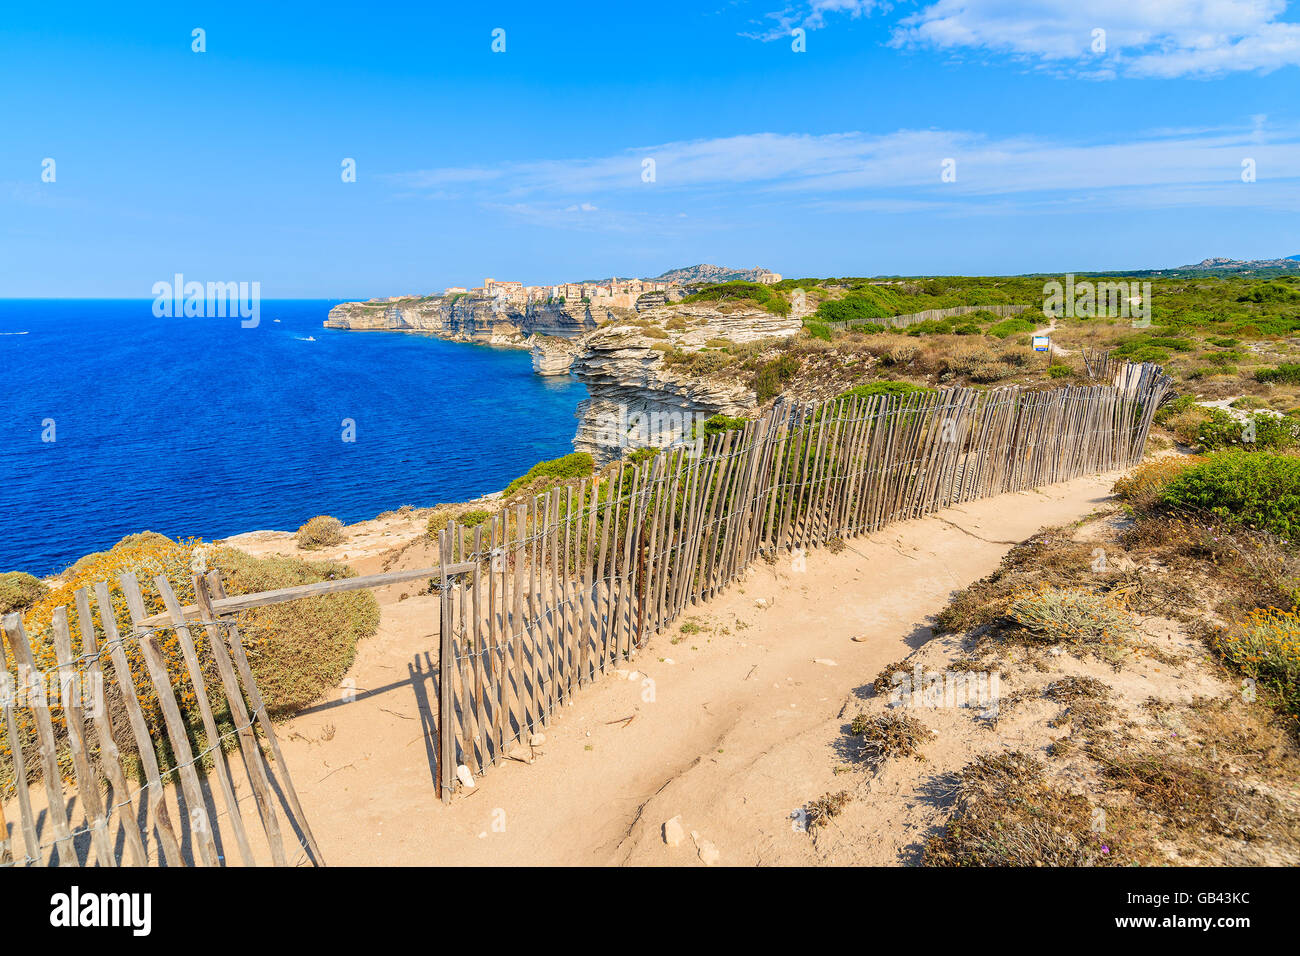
[136,562,478,629]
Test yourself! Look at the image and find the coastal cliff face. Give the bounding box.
[530,335,582,375]
[326,294,801,465]
[324,294,625,344]
[570,305,801,463]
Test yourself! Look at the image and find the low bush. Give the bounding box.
[700,413,747,438]
[803,321,832,342]
[1195,410,1300,452]
[988,317,1037,339]
[815,294,892,324]
[837,381,934,401]
[0,571,48,614]
[1006,585,1133,645]
[751,354,802,403]
[1113,457,1204,512]
[849,712,935,766]
[1214,608,1300,718]
[5,536,380,782]
[296,515,345,550]
[680,281,790,316]
[1256,363,1300,385]
[923,752,1128,866]
[503,452,594,495]
[1159,452,1300,539]
[969,360,1017,383]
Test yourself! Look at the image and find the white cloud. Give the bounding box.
[890,0,1300,78]
[742,1,884,41]
[394,124,1298,193]
[386,122,1300,229]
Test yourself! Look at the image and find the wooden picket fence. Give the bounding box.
[825,304,1031,332]
[434,361,1173,798]
[1,571,322,867]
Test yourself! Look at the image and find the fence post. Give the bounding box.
[438,529,455,803]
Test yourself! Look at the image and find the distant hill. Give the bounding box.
[650,264,779,285]
[1175,255,1300,273]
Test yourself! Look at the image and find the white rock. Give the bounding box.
[529,732,546,747]
[628,671,640,680]
[663,815,686,847]
[755,598,768,608]
[691,831,721,865]
[813,658,838,666]
[456,765,475,789]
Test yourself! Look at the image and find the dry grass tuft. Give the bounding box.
[850,712,935,766]
[1006,585,1134,646]
[1045,676,1117,732]
[923,752,1144,866]
[806,790,853,830]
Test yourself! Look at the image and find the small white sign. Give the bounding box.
[1032,335,1051,352]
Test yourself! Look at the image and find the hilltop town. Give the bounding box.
[371,266,784,312]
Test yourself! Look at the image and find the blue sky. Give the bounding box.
[3,0,1299,296]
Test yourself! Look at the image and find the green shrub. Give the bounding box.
[1214,609,1300,718]
[987,318,1036,339]
[458,509,491,527]
[837,381,934,401]
[1154,393,1196,426]
[1159,452,1300,539]
[1047,364,1073,379]
[815,294,892,324]
[1237,282,1300,304]
[680,281,789,315]
[503,452,594,495]
[1113,344,1171,363]
[699,413,747,438]
[0,572,48,614]
[803,321,832,342]
[1195,410,1300,452]
[296,515,345,550]
[751,354,802,403]
[1256,363,1300,385]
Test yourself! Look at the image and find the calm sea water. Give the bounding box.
[0,300,588,575]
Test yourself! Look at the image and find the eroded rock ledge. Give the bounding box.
[325,293,622,343]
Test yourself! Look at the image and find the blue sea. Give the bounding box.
[0,300,588,575]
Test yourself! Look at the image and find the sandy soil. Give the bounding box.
[260,471,1124,866]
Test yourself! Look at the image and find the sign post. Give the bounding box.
[1032,334,1051,369]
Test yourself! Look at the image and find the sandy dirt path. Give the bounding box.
[269,471,1121,866]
